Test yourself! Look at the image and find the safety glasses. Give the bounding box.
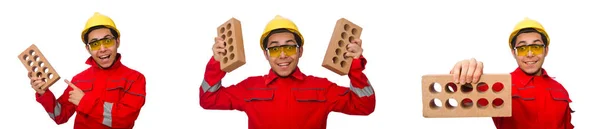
[87,37,116,51]
[266,44,299,57]
[514,44,546,56]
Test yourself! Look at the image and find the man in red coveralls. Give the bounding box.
[28,12,146,129]
[200,15,375,129]
[450,17,574,129]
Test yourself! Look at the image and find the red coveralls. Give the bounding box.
[487,68,574,129]
[199,55,375,129]
[35,54,146,129]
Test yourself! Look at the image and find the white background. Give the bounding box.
[0,0,598,128]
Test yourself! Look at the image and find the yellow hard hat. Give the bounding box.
[260,15,304,50]
[81,12,120,43]
[508,17,549,49]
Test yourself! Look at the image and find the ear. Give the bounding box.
[263,50,269,60]
[85,45,92,54]
[298,47,303,58]
[116,38,120,48]
[544,47,549,57]
[510,49,517,59]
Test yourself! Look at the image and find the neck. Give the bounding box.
[523,68,543,76]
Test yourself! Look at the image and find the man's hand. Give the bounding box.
[345,38,363,59]
[65,79,84,106]
[29,72,47,95]
[450,58,484,85]
[212,37,226,62]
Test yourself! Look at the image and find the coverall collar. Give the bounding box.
[85,53,123,72]
[512,67,550,86]
[265,67,306,85]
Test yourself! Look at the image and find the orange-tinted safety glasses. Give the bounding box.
[87,37,116,51]
[266,44,299,57]
[514,44,545,56]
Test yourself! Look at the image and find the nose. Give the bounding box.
[98,44,108,52]
[278,51,287,58]
[526,49,534,57]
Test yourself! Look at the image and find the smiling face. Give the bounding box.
[263,32,303,77]
[85,27,119,68]
[511,31,548,76]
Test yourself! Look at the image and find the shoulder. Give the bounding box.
[547,77,569,92]
[72,67,93,80]
[120,65,145,79]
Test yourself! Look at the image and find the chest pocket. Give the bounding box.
[105,78,130,103]
[244,88,275,102]
[549,89,571,103]
[292,88,327,102]
[73,79,94,92]
[513,85,536,101]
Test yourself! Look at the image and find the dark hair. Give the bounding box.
[510,28,548,48]
[262,28,303,49]
[83,25,119,44]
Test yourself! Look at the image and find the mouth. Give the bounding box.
[99,55,110,60]
[277,62,290,67]
[525,61,536,64]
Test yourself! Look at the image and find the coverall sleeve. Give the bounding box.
[565,105,574,129]
[35,82,78,125]
[75,74,146,128]
[328,55,376,115]
[199,56,248,111]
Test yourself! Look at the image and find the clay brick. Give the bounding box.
[322,18,362,75]
[18,44,61,89]
[217,18,246,72]
[421,74,512,117]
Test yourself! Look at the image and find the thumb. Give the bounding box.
[64,79,80,91]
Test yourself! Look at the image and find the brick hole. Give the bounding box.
[492,98,504,108]
[477,98,489,109]
[445,98,458,109]
[492,82,504,92]
[477,82,489,93]
[445,82,457,93]
[343,24,350,31]
[461,98,474,108]
[461,83,473,93]
[429,82,442,93]
[429,98,442,109]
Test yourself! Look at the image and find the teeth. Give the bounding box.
[278,63,290,66]
[526,61,536,64]
[100,55,109,59]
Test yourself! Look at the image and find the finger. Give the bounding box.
[473,61,484,83]
[216,48,226,55]
[344,52,357,59]
[452,61,462,83]
[465,58,477,83]
[216,40,225,48]
[459,60,469,85]
[347,46,358,53]
[32,80,44,87]
[64,79,81,91]
[353,38,362,47]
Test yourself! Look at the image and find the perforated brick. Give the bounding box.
[422,74,511,117]
[18,44,61,89]
[217,18,246,72]
[322,18,362,75]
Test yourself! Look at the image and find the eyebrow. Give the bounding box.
[269,40,296,46]
[89,35,114,43]
[516,39,542,46]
